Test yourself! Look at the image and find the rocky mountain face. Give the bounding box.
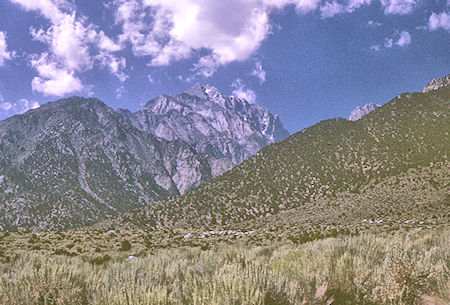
[0,86,289,231]
[103,81,449,230]
[348,103,380,121]
[0,97,215,231]
[422,74,450,93]
[120,84,290,175]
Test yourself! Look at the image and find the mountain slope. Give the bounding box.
[104,84,449,229]
[0,97,214,231]
[120,84,290,174]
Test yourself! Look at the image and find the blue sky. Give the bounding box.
[0,0,448,133]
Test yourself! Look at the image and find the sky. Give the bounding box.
[0,0,448,133]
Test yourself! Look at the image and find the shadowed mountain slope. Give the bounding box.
[0,97,214,231]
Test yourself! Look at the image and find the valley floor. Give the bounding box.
[0,227,448,305]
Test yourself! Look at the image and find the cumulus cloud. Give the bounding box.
[232,79,256,103]
[264,0,322,13]
[9,0,74,22]
[320,1,344,18]
[111,0,327,77]
[428,11,450,31]
[0,32,12,66]
[320,0,371,18]
[395,30,411,46]
[370,30,411,50]
[30,53,83,96]
[251,61,267,84]
[0,96,40,118]
[9,0,124,96]
[380,0,416,15]
[7,0,429,91]
[96,52,128,82]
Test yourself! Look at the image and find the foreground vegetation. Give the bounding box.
[0,228,448,304]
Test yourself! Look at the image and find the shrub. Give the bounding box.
[118,240,131,251]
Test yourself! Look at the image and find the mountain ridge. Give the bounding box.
[121,84,290,171]
[0,96,214,230]
[99,84,449,230]
[0,86,289,231]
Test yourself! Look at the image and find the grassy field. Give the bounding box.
[0,227,448,304]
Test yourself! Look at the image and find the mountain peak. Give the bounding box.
[423,74,450,93]
[348,103,380,121]
[130,84,290,167]
[185,83,222,100]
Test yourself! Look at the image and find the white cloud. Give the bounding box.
[346,0,371,12]
[96,52,128,82]
[320,1,344,18]
[367,20,382,27]
[111,0,327,77]
[10,0,124,96]
[380,0,416,15]
[8,0,74,22]
[0,97,40,117]
[231,79,256,103]
[0,102,13,111]
[251,61,267,84]
[320,0,371,18]
[395,31,411,46]
[428,11,450,31]
[30,53,83,96]
[30,13,93,72]
[115,86,126,99]
[264,0,321,13]
[0,32,12,66]
[372,30,412,50]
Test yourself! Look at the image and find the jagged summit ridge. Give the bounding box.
[126,84,290,173]
[423,74,450,93]
[185,83,223,101]
[348,103,380,121]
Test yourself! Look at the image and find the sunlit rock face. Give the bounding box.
[124,83,290,174]
[423,74,450,93]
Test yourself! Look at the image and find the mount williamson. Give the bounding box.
[0,85,289,231]
[103,75,449,231]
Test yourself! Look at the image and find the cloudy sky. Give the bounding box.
[0,0,448,132]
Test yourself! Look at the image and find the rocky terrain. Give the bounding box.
[0,97,214,230]
[119,83,289,174]
[423,74,450,93]
[0,89,289,231]
[102,77,449,230]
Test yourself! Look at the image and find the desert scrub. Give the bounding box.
[271,228,449,304]
[0,228,448,305]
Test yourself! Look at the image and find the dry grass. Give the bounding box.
[0,228,448,305]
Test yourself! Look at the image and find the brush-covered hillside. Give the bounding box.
[101,79,449,230]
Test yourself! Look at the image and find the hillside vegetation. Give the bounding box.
[0,228,448,305]
[102,86,449,229]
